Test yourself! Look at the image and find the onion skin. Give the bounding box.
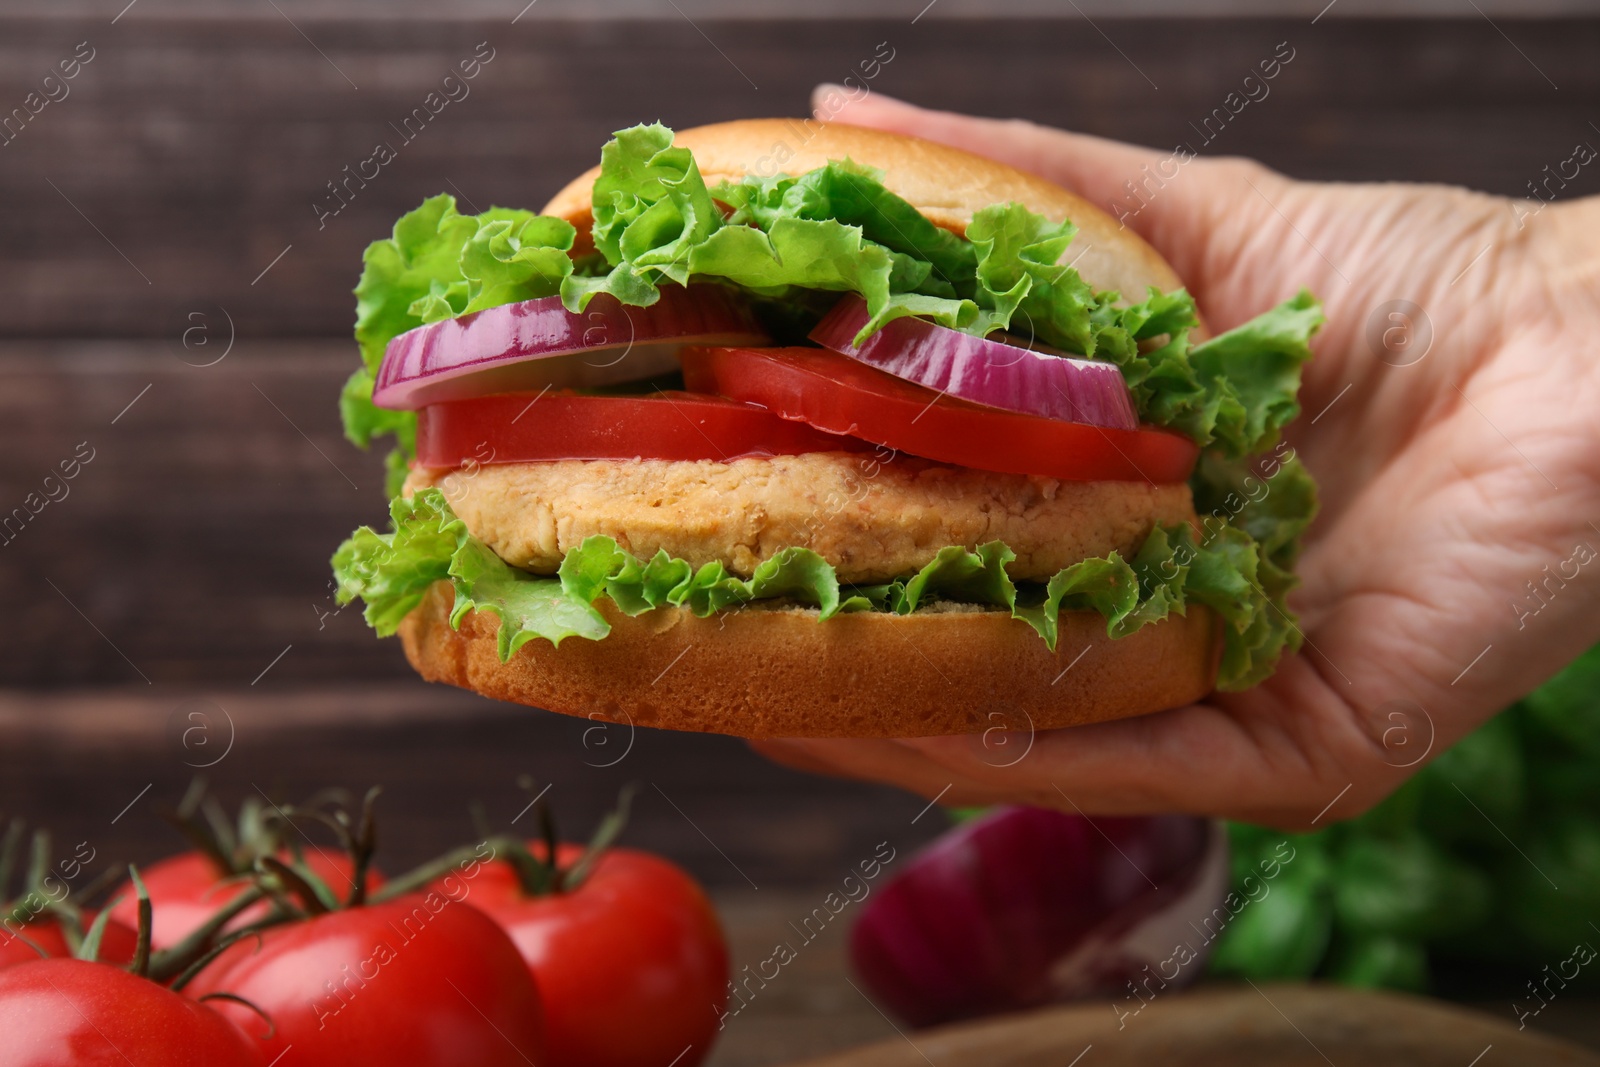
[810,296,1138,431]
[849,806,1227,1027]
[374,285,768,409]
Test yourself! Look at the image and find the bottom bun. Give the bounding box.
[398,581,1221,739]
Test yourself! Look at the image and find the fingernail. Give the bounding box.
[809,82,848,115]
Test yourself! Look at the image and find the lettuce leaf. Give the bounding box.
[1075,288,1323,459]
[1189,448,1321,688]
[1013,556,1139,650]
[965,203,1093,350]
[458,212,577,317]
[450,537,609,658]
[719,160,974,293]
[337,126,1322,688]
[331,489,465,635]
[587,124,721,285]
[591,127,1322,458]
[338,367,416,497]
[344,198,578,488]
[334,487,1309,688]
[895,541,1017,614]
[344,125,1323,481]
[345,194,474,490]
[353,194,477,375]
[573,125,976,339]
[1181,291,1324,458]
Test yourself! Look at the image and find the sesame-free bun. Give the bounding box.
[399,582,1221,740]
[389,118,1224,738]
[542,118,1188,311]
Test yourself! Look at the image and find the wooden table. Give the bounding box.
[5,686,1599,1065]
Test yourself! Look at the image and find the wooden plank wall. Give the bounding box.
[2,16,1597,341]
[0,14,1596,690]
[2,9,1599,994]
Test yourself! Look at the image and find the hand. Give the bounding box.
[751,88,1600,828]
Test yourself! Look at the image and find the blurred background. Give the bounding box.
[2,1,1599,1063]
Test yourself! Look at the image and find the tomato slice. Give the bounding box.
[680,346,1199,483]
[415,389,867,467]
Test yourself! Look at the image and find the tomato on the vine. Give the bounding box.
[186,892,544,1067]
[0,911,138,970]
[1,827,138,970]
[442,841,728,1067]
[109,849,378,952]
[0,958,263,1067]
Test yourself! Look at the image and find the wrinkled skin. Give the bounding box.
[753,88,1600,829]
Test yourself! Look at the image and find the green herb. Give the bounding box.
[1214,644,1600,989]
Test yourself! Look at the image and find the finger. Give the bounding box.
[809,85,1261,290]
[750,738,1015,808]
[751,738,950,790]
[892,662,1386,826]
[746,738,842,777]
[813,84,1161,204]
[755,664,1382,826]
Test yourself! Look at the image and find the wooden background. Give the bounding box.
[3,5,1600,1062]
[2,12,1598,687]
[3,14,1599,343]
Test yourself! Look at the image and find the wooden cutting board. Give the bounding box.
[788,983,1599,1067]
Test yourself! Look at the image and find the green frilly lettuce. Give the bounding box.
[334,473,1317,690]
[343,123,1323,479]
[573,125,1324,460]
[336,122,1324,688]
[344,197,580,495]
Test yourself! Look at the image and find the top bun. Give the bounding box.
[542,118,1188,306]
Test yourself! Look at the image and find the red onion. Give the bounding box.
[850,806,1227,1027]
[373,285,768,409]
[809,296,1137,430]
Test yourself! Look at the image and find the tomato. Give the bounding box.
[109,850,381,952]
[0,958,262,1067]
[680,345,1200,483]
[415,389,866,467]
[186,893,543,1067]
[443,843,728,1067]
[0,912,138,969]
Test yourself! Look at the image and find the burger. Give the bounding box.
[333,118,1322,739]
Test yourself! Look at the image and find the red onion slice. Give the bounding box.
[373,284,769,410]
[808,295,1138,431]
